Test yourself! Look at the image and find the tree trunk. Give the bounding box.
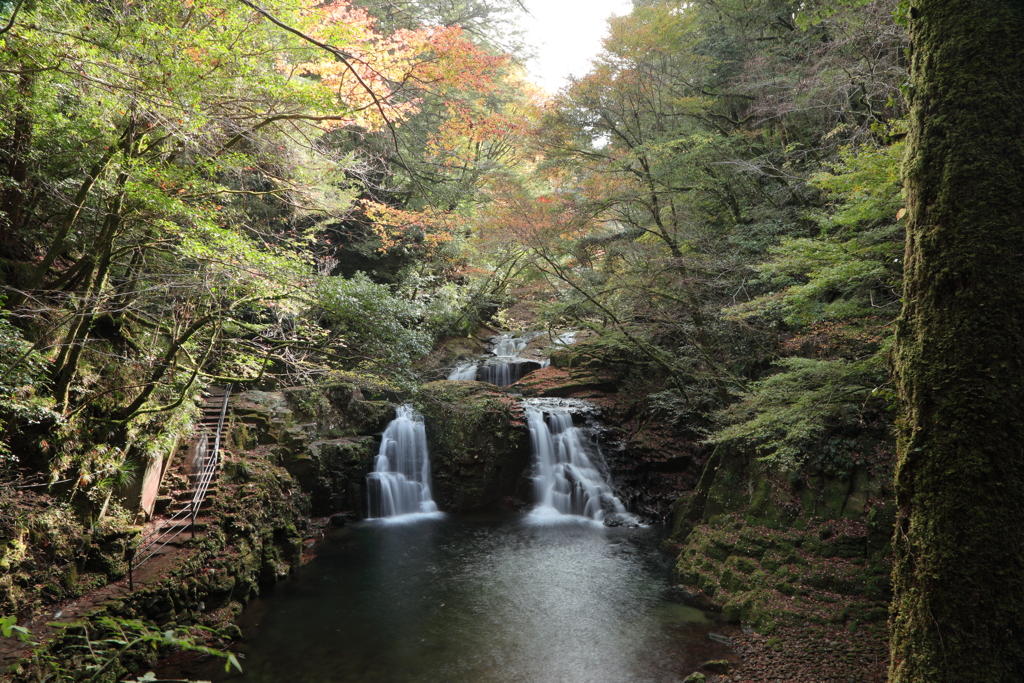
[51,181,127,412]
[0,67,32,262]
[890,2,1024,682]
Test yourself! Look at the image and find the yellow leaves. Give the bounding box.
[361,200,454,255]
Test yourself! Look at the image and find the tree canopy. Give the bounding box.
[9,1,1017,678]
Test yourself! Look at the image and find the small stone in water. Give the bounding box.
[702,659,730,674]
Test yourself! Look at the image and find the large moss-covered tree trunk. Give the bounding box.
[891,1,1024,681]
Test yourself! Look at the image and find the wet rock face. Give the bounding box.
[305,437,378,517]
[229,386,390,518]
[418,381,531,512]
[284,384,395,437]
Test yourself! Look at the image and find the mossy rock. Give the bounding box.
[866,503,896,558]
[669,491,695,541]
[306,436,378,516]
[726,555,758,575]
[702,450,748,520]
[702,659,730,674]
[843,469,871,518]
[284,384,395,437]
[419,335,488,375]
[230,390,294,446]
[419,381,530,511]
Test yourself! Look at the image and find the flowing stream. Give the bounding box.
[154,332,730,682]
[159,514,733,683]
[365,405,438,518]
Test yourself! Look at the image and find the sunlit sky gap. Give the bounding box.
[520,0,634,93]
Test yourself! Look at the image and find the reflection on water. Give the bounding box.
[164,513,732,683]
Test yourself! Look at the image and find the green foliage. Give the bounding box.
[710,136,905,469]
[315,272,431,375]
[728,140,905,326]
[729,225,903,327]
[0,304,60,463]
[810,138,906,231]
[2,615,241,682]
[1,615,30,642]
[709,355,890,471]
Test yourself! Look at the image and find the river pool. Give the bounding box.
[159,512,733,683]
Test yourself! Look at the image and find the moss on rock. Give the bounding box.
[284,383,394,438]
[229,387,391,517]
[418,380,530,511]
[674,514,892,634]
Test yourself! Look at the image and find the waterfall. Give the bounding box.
[366,405,439,518]
[445,331,567,387]
[493,334,528,357]
[447,358,541,387]
[526,404,628,523]
[448,362,479,381]
[477,362,539,387]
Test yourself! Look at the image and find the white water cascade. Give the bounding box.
[446,333,548,386]
[447,362,479,381]
[526,403,629,523]
[493,334,528,357]
[366,405,439,518]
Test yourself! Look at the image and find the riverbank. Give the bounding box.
[3,332,896,682]
[1,440,319,681]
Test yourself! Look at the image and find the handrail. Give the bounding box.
[129,385,231,579]
[189,386,231,528]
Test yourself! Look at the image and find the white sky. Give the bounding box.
[519,0,633,93]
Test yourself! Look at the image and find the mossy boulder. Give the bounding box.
[269,430,378,517]
[673,514,892,632]
[283,383,395,438]
[229,390,295,448]
[306,437,378,516]
[418,335,488,377]
[674,441,890,538]
[702,660,730,674]
[418,380,531,511]
[228,387,391,517]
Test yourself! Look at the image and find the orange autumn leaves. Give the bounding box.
[272,0,538,258]
[475,178,597,254]
[360,201,454,253]
[285,0,509,132]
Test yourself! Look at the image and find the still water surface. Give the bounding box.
[167,513,731,683]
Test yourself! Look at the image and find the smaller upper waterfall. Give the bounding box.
[448,361,541,386]
[493,334,528,357]
[525,400,630,523]
[448,362,479,381]
[366,405,439,518]
[445,331,559,387]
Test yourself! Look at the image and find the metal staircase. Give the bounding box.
[129,386,231,582]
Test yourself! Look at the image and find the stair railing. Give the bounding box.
[129,385,232,585]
